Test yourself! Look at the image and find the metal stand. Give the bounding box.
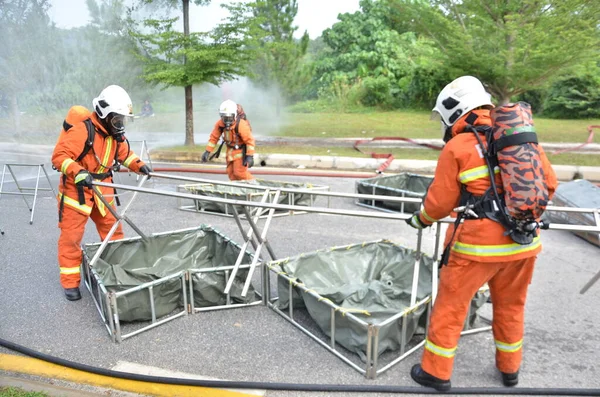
[0,163,57,225]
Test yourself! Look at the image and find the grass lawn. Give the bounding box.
[2,109,599,144]
[278,111,600,143]
[0,387,48,397]
[160,144,599,167]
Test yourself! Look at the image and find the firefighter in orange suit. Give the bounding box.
[201,100,255,181]
[51,85,152,301]
[406,76,557,391]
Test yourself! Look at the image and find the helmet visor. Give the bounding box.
[221,113,235,127]
[109,114,128,131]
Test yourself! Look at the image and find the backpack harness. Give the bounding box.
[57,118,122,222]
[209,116,247,161]
[440,112,548,266]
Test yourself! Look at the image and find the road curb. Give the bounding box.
[0,353,256,397]
[149,152,600,182]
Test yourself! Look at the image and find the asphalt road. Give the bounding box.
[0,157,599,397]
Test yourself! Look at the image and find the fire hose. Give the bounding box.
[353,137,443,173]
[1,338,600,395]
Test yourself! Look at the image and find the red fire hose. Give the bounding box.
[353,137,443,173]
[552,125,598,155]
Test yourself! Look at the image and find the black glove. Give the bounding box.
[74,170,93,188]
[243,155,254,168]
[405,211,428,229]
[201,150,210,163]
[139,164,152,179]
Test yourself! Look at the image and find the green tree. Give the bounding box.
[0,0,59,133]
[388,0,600,104]
[250,0,309,111]
[313,0,449,109]
[130,0,257,146]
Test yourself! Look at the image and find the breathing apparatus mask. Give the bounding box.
[220,113,235,129]
[441,120,453,143]
[105,113,127,142]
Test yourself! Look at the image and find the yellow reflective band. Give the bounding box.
[495,339,523,353]
[421,208,437,223]
[59,266,80,275]
[98,138,113,173]
[459,165,500,184]
[246,145,255,151]
[453,237,541,257]
[207,142,216,148]
[96,197,116,218]
[425,339,456,358]
[61,159,75,174]
[59,193,92,215]
[122,154,139,168]
[225,131,230,142]
[233,153,243,159]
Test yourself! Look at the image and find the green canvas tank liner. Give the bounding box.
[547,179,600,247]
[179,179,328,216]
[355,173,433,214]
[83,225,257,324]
[269,240,487,362]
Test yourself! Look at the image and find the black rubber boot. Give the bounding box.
[64,287,81,301]
[502,371,519,387]
[410,364,451,392]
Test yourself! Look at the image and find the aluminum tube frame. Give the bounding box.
[266,262,435,379]
[224,190,272,295]
[240,190,281,297]
[0,163,57,225]
[94,179,600,234]
[188,265,263,314]
[177,182,331,219]
[151,171,423,206]
[87,176,148,270]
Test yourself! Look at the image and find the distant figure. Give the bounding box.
[140,100,154,117]
[201,100,255,181]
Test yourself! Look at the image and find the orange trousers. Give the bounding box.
[421,255,536,380]
[57,203,123,289]
[226,158,253,181]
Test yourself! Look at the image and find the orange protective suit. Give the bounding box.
[51,112,146,289]
[205,117,255,181]
[417,109,558,380]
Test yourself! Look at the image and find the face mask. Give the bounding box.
[441,121,453,143]
[108,114,126,142]
[221,114,235,129]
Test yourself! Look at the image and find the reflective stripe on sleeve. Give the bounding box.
[60,266,81,275]
[453,237,541,257]
[421,208,437,223]
[495,339,523,353]
[61,159,75,174]
[459,165,500,184]
[207,142,216,148]
[425,339,457,358]
[122,154,139,168]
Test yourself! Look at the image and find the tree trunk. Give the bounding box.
[184,85,194,146]
[498,92,511,105]
[183,0,194,146]
[10,93,21,139]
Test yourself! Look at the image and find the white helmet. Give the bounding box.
[432,76,493,127]
[219,99,237,128]
[92,85,134,119]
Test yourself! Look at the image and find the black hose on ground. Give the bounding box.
[1,338,599,395]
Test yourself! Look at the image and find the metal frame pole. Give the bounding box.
[87,176,148,269]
